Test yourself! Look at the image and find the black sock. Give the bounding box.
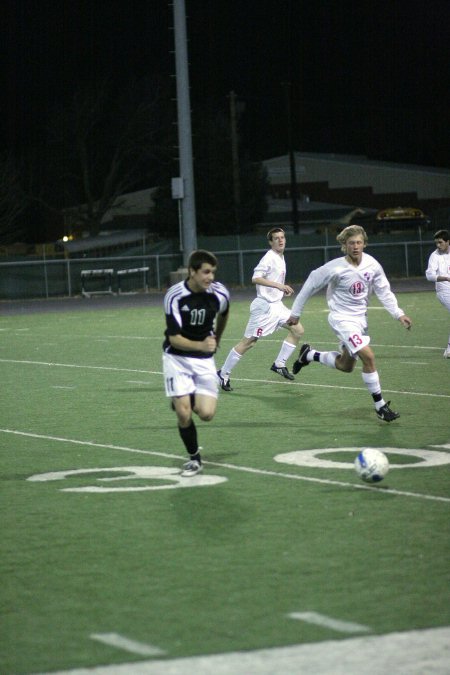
[372,392,382,404]
[178,421,199,457]
[313,352,321,362]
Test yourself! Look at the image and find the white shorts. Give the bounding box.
[437,290,450,313]
[244,298,291,338]
[162,353,219,399]
[328,314,370,356]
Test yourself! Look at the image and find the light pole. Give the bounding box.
[172,0,197,265]
[229,90,241,235]
[281,81,299,234]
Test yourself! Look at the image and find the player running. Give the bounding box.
[217,227,304,390]
[287,225,412,422]
[163,250,230,475]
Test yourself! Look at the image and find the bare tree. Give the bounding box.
[0,155,28,244]
[31,77,168,237]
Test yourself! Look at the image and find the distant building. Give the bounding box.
[263,152,450,212]
[98,188,158,230]
[261,152,450,231]
[62,187,158,237]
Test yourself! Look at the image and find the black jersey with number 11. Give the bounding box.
[163,280,230,358]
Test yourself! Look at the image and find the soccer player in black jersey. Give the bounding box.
[163,250,230,475]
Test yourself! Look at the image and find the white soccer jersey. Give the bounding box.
[291,252,404,320]
[252,249,286,302]
[425,249,450,298]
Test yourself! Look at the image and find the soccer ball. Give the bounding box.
[354,448,389,483]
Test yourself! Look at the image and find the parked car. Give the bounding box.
[346,206,431,234]
[375,207,431,232]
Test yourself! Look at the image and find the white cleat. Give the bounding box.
[443,348,450,358]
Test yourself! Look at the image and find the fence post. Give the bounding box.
[156,255,161,289]
[66,258,72,297]
[43,247,49,299]
[404,243,409,277]
[238,250,244,285]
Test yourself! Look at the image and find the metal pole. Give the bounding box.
[229,90,241,233]
[172,0,197,265]
[66,258,72,297]
[282,81,299,234]
[43,245,49,299]
[156,255,160,289]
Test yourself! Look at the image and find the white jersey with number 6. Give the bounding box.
[252,248,286,303]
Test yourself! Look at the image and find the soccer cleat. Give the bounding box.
[292,343,311,375]
[217,369,233,391]
[181,459,203,477]
[376,401,400,422]
[270,363,294,380]
[443,348,450,358]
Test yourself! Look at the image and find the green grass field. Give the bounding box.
[1,289,449,674]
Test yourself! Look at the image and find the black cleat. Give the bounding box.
[292,344,311,375]
[217,369,233,391]
[181,459,203,477]
[270,363,295,380]
[376,401,400,422]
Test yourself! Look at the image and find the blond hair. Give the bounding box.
[336,225,368,253]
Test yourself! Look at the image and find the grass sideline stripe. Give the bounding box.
[2,428,450,504]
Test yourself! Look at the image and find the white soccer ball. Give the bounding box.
[354,448,389,483]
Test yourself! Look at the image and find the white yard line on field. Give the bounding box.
[0,358,448,398]
[288,612,371,633]
[2,428,449,503]
[90,634,165,657]
[125,380,154,385]
[88,335,448,352]
[1,329,445,353]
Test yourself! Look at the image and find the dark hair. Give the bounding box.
[188,249,218,271]
[433,229,449,241]
[267,227,285,242]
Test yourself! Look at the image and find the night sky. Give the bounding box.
[3,0,450,167]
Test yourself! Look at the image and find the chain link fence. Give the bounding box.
[0,238,435,300]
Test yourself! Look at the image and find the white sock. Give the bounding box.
[361,371,385,409]
[318,351,339,368]
[274,340,296,367]
[221,348,241,378]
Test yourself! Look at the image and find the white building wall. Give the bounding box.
[264,153,450,199]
